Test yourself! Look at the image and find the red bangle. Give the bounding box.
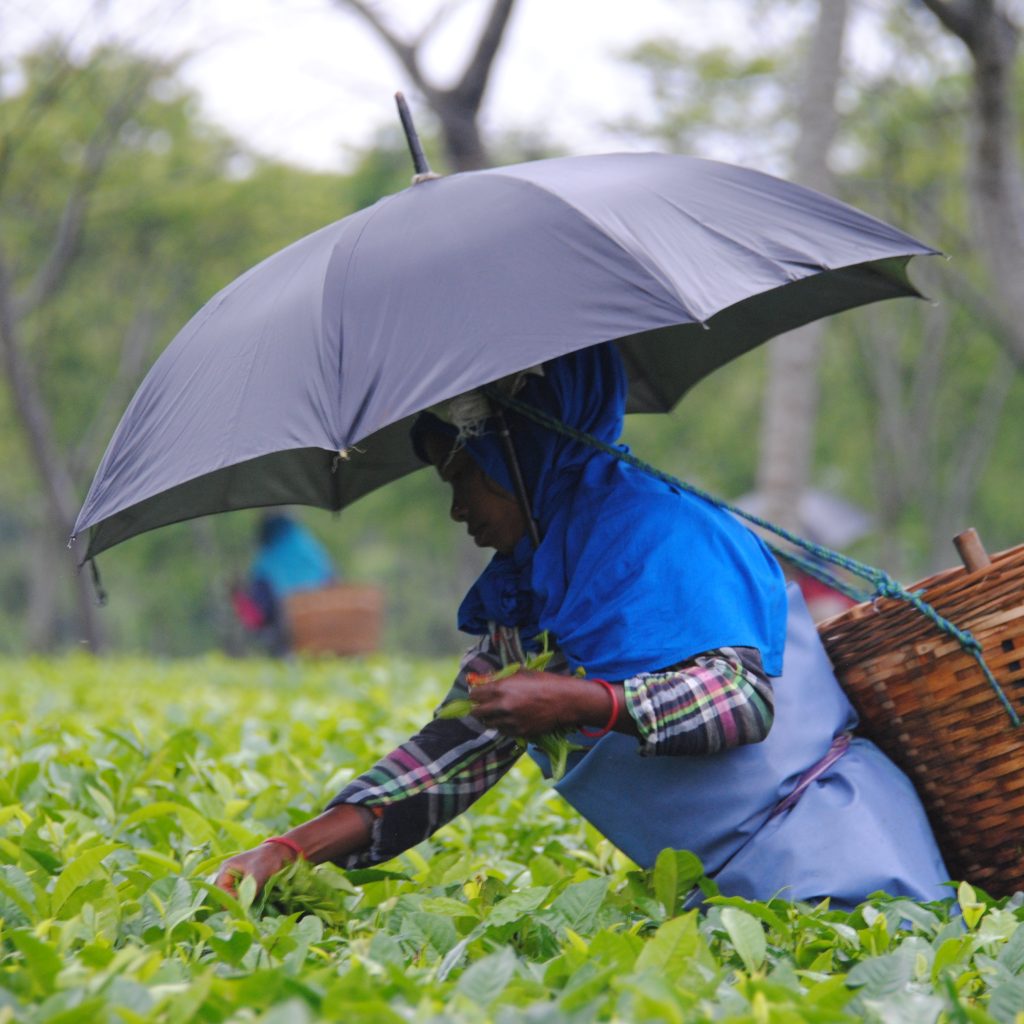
[580,678,619,738]
[262,835,305,860]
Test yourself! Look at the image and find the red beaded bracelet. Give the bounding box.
[580,678,620,738]
[263,835,305,860]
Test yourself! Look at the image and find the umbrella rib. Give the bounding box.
[479,170,703,322]
[655,195,831,277]
[483,167,906,325]
[331,190,407,447]
[221,269,311,466]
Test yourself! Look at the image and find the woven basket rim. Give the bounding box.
[817,542,1024,648]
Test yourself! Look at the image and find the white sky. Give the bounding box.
[3,0,820,171]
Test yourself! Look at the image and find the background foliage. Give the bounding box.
[0,1,1021,657]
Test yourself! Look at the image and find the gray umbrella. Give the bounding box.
[73,152,935,558]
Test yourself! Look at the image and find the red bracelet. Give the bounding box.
[580,678,620,738]
[262,835,305,860]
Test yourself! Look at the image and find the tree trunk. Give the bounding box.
[25,521,60,649]
[189,519,247,656]
[0,251,104,650]
[337,0,517,172]
[755,0,849,532]
[432,93,491,171]
[920,0,1024,365]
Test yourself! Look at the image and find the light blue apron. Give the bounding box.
[531,584,950,908]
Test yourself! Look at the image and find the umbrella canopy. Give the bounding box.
[74,152,935,558]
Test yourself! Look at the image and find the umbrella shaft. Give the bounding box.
[494,408,541,549]
[395,92,431,177]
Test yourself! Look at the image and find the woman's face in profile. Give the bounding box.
[423,434,527,555]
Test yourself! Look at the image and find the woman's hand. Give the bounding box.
[216,842,295,897]
[214,804,375,898]
[468,671,616,737]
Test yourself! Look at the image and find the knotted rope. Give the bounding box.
[485,385,1020,727]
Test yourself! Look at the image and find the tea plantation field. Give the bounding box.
[3,655,1024,1023]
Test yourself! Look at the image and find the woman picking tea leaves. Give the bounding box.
[218,344,948,909]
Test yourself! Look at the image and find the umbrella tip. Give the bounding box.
[394,91,440,184]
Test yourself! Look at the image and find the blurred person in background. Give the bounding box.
[231,512,337,656]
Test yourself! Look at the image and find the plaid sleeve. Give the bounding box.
[325,647,524,868]
[623,646,774,757]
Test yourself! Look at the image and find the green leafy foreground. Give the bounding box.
[3,656,1024,1023]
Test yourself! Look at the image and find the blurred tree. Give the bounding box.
[823,24,1024,574]
[0,41,168,650]
[919,0,1024,365]
[4,1,1021,657]
[612,9,790,169]
[0,40,360,653]
[755,0,849,535]
[334,0,517,172]
[615,0,1023,583]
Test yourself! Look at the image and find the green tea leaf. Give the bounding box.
[9,929,62,996]
[635,912,704,974]
[119,801,214,842]
[996,920,1024,973]
[403,911,458,956]
[958,881,986,930]
[455,948,517,1006]
[207,930,254,967]
[847,948,916,997]
[720,906,767,973]
[486,886,550,928]
[436,699,475,720]
[932,936,973,980]
[237,873,257,912]
[419,895,478,918]
[652,848,704,916]
[344,867,410,885]
[989,977,1024,1023]
[548,877,609,934]
[0,865,38,920]
[50,842,118,916]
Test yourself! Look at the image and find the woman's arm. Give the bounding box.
[467,646,773,757]
[323,701,524,868]
[622,646,774,756]
[215,803,375,896]
[215,649,524,893]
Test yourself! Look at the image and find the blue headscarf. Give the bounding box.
[414,344,787,679]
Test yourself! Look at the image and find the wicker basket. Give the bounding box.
[284,584,384,657]
[817,540,1024,894]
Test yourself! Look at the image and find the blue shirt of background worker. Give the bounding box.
[237,513,337,654]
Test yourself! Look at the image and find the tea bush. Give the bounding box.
[2,656,1022,1022]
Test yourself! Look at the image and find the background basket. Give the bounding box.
[817,541,1024,894]
[285,584,384,657]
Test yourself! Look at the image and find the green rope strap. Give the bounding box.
[760,545,870,604]
[486,386,1020,728]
